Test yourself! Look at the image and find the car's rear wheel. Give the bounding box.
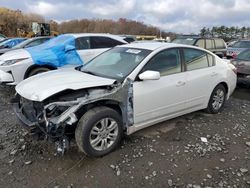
[27,67,51,77]
[206,84,226,114]
[75,106,123,157]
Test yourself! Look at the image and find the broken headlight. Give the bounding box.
[44,101,79,126]
[45,104,69,118]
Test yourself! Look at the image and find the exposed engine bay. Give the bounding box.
[12,79,133,154]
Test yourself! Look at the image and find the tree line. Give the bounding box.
[2,7,250,41]
[56,18,173,37]
[0,7,44,36]
[200,26,250,41]
[0,7,173,38]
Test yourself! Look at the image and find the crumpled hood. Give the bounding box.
[16,69,116,102]
[0,49,30,64]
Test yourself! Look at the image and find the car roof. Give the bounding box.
[117,42,188,50]
[174,37,224,40]
[30,36,52,40]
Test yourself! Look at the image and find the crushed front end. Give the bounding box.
[12,79,134,155]
[12,94,76,137]
[12,93,80,154]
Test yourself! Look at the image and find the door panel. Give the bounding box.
[133,72,187,124]
[183,48,217,109]
[133,48,186,125]
[185,67,217,108]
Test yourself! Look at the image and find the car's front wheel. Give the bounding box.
[206,84,226,114]
[75,106,123,157]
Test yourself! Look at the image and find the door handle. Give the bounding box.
[176,81,186,87]
[211,72,218,77]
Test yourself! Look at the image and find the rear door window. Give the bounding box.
[90,37,124,49]
[183,48,209,71]
[75,37,90,50]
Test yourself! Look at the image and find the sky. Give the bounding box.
[1,0,250,33]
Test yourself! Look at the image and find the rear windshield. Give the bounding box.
[232,41,250,48]
[237,49,250,61]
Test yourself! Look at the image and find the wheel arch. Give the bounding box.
[218,81,228,94]
[24,64,57,79]
[204,81,229,107]
[75,99,124,126]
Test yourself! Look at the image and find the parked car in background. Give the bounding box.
[13,42,237,156]
[230,49,250,78]
[120,35,136,43]
[0,38,26,49]
[0,34,6,42]
[0,36,51,55]
[226,39,238,47]
[0,33,127,85]
[226,39,250,59]
[172,37,227,58]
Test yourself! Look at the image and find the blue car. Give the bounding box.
[227,39,250,59]
[0,38,26,49]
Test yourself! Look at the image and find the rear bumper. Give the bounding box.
[236,66,250,76]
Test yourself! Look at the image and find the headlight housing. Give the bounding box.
[0,58,28,66]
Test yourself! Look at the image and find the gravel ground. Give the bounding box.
[0,82,249,188]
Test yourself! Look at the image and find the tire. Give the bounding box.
[206,84,226,114]
[75,106,123,157]
[27,67,51,77]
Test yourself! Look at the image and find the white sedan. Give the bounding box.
[0,33,127,85]
[13,42,237,156]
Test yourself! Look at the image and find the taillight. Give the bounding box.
[232,53,237,59]
[227,61,237,74]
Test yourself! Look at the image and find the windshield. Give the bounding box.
[232,41,250,48]
[237,49,250,61]
[172,38,196,45]
[80,47,152,80]
[12,38,34,49]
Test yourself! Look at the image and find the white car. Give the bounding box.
[0,33,127,85]
[13,42,237,157]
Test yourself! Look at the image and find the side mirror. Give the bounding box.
[139,70,160,81]
[65,45,75,52]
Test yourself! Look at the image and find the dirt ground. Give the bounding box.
[0,80,249,188]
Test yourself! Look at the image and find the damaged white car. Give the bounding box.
[12,42,237,157]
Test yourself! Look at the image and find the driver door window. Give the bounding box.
[142,49,182,76]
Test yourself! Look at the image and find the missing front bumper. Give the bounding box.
[12,102,40,134]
